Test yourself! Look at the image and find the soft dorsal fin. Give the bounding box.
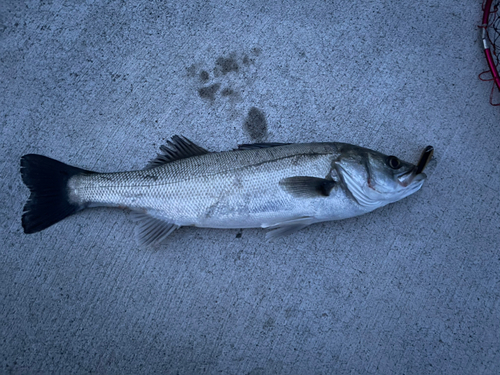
[237,142,291,150]
[145,135,209,169]
[279,176,337,198]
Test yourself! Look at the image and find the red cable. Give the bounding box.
[481,0,500,105]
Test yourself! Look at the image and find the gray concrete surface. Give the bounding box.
[1,1,499,374]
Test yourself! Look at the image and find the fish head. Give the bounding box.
[334,144,427,209]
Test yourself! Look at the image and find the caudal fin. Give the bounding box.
[20,154,93,234]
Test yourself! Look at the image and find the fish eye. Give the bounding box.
[387,156,401,169]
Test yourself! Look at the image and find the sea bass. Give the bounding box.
[21,136,433,245]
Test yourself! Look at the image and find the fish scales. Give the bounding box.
[69,143,339,228]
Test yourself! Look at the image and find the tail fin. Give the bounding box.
[20,154,93,234]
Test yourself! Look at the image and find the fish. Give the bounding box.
[20,136,432,245]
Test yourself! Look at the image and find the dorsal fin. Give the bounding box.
[236,142,291,150]
[145,135,209,169]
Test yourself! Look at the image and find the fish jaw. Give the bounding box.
[396,171,426,198]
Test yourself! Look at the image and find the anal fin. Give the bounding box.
[131,210,179,246]
[263,217,315,241]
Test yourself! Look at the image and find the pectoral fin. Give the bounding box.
[131,210,179,246]
[279,176,336,198]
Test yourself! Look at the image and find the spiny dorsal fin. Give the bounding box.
[279,176,337,198]
[145,135,209,169]
[237,142,291,150]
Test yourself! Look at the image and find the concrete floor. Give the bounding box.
[1,1,499,374]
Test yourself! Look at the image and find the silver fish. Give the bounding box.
[21,136,431,245]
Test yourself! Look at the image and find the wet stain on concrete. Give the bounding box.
[198,83,220,101]
[187,49,261,105]
[221,87,235,97]
[199,70,209,82]
[215,56,239,75]
[251,47,261,56]
[186,64,197,77]
[244,107,267,140]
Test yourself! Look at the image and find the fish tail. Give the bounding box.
[20,154,93,234]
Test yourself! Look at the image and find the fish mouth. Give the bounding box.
[397,146,433,188]
[394,169,426,201]
[397,168,426,188]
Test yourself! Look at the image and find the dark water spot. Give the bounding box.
[221,87,234,97]
[199,70,209,82]
[216,56,239,75]
[110,73,121,82]
[244,107,267,140]
[263,317,275,330]
[251,47,261,56]
[186,64,196,77]
[198,83,220,100]
[247,368,265,375]
[242,54,255,66]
